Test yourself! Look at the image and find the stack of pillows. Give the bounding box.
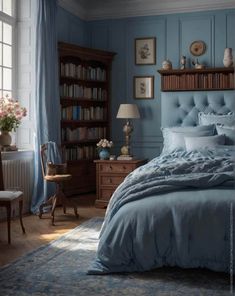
[161,112,235,153]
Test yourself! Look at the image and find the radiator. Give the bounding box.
[0,158,34,219]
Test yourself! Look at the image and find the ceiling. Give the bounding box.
[58,0,235,20]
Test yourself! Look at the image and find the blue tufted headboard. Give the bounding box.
[161,90,235,127]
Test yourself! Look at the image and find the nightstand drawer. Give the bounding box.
[100,175,125,186]
[100,163,133,174]
[99,189,114,201]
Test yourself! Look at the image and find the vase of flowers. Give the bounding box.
[96,139,113,160]
[0,96,27,147]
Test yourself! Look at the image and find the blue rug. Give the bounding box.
[0,217,232,296]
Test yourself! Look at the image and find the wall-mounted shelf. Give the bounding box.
[157,67,234,91]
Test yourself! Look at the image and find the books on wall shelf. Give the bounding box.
[158,67,234,91]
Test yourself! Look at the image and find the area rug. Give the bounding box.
[0,217,232,296]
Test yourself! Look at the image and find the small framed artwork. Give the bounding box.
[134,76,154,99]
[135,37,156,65]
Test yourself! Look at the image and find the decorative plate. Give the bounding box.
[189,40,206,56]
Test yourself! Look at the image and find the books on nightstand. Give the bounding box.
[117,155,134,161]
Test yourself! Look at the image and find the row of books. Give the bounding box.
[61,127,107,142]
[163,73,234,90]
[64,146,97,161]
[60,84,107,100]
[60,63,107,81]
[61,106,106,121]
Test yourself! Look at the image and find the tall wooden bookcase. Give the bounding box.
[58,42,115,196]
[158,67,234,91]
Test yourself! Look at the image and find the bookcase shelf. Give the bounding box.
[58,42,115,196]
[158,67,234,91]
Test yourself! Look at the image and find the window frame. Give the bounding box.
[0,0,16,99]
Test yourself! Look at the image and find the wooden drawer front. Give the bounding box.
[100,163,133,174]
[99,189,114,201]
[100,175,125,186]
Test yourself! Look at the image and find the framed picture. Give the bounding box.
[134,76,154,99]
[135,37,156,65]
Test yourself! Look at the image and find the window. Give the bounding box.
[0,0,14,98]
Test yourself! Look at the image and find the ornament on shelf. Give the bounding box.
[162,59,172,70]
[180,55,186,69]
[192,59,205,69]
[223,48,233,67]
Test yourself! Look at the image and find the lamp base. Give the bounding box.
[117,155,134,161]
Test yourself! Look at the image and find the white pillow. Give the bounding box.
[184,134,225,152]
[198,112,235,126]
[161,125,215,154]
[216,125,235,145]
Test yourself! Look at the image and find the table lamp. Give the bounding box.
[116,104,140,159]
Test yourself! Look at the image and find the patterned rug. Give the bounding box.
[0,217,233,296]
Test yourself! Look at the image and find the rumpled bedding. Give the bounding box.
[88,149,235,274]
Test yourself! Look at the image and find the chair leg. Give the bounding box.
[39,195,55,219]
[59,188,79,219]
[51,195,58,226]
[19,199,26,234]
[6,204,11,244]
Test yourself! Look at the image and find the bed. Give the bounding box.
[88,90,235,275]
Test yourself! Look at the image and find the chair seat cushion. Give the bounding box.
[45,174,72,182]
[0,191,23,201]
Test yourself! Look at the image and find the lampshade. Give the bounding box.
[116,104,140,119]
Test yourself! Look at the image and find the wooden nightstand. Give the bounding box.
[94,159,147,208]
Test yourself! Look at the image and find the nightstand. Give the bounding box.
[94,159,147,208]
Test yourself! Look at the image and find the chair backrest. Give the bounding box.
[40,144,47,178]
[0,152,4,190]
[40,142,66,178]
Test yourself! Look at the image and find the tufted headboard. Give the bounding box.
[161,90,235,127]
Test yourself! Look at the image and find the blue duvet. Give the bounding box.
[88,150,235,274]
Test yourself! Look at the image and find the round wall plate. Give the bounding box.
[189,40,206,56]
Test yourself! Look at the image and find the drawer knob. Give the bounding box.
[109,165,113,170]
[109,178,112,183]
[123,166,126,170]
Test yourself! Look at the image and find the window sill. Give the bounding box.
[1,150,34,161]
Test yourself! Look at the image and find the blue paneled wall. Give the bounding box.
[57,7,88,46]
[58,8,235,160]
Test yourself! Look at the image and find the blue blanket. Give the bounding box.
[89,150,235,274]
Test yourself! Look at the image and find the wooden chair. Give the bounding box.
[0,152,25,244]
[38,143,78,225]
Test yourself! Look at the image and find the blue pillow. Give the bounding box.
[198,112,235,126]
[216,125,235,145]
[184,135,225,152]
[161,125,215,154]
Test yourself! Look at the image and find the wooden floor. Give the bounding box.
[0,195,105,267]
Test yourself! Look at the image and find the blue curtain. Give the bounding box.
[31,0,61,213]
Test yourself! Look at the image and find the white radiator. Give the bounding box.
[0,158,34,219]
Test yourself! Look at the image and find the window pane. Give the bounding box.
[3,67,11,90]
[3,23,12,45]
[3,90,11,97]
[3,44,11,67]
[0,44,2,65]
[0,1,2,12]
[2,0,12,16]
[0,66,2,89]
[0,22,2,42]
